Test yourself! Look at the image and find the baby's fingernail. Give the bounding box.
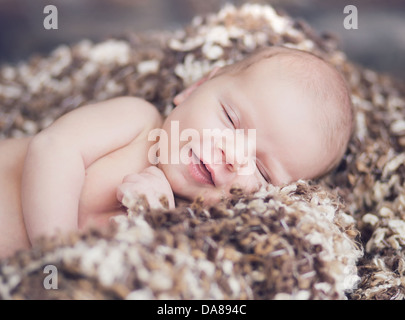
[122,191,136,209]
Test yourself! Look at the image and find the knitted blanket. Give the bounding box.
[0,4,404,300]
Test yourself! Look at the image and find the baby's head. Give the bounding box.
[157,46,353,204]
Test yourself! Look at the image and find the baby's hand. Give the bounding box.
[116,166,175,210]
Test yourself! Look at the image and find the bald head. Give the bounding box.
[216,46,353,177]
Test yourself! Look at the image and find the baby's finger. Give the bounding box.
[142,166,165,177]
[121,167,163,183]
[122,173,141,183]
[116,182,138,203]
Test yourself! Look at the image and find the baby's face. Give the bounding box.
[158,58,334,204]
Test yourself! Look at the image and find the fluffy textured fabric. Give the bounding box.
[0,4,404,300]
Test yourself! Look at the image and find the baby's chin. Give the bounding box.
[179,187,231,207]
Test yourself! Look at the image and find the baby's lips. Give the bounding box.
[204,162,217,186]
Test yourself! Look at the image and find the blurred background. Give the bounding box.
[0,0,404,80]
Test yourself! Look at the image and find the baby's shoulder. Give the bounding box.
[114,96,162,121]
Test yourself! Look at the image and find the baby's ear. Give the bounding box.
[173,66,221,106]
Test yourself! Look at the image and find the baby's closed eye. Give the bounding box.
[256,159,271,184]
[221,103,239,128]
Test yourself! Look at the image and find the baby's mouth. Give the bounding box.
[188,149,215,186]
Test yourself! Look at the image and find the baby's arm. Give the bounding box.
[22,96,162,244]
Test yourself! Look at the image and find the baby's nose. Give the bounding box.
[214,138,254,175]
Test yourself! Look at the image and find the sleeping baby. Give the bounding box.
[0,46,353,258]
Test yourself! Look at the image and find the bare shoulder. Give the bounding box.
[0,137,31,167]
[98,96,163,128]
[108,96,159,112]
[28,96,163,167]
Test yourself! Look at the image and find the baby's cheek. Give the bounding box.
[233,174,263,193]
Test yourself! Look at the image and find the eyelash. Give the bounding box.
[225,111,235,127]
[257,161,270,183]
[222,105,237,128]
[221,104,269,183]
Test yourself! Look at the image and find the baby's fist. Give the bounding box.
[116,166,175,210]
